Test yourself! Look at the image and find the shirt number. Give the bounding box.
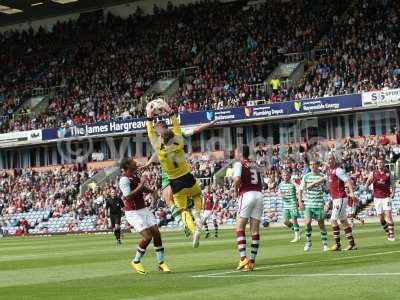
[250,169,259,184]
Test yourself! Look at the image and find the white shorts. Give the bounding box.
[330,198,348,221]
[203,210,216,222]
[125,208,157,232]
[347,205,356,216]
[238,191,264,220]
[374,197,392,215]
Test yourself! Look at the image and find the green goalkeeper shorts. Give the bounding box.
[283,208,299,220]
[304,207,325,222]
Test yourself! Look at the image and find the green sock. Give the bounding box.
[305,224,312,243]
[293,223,300,233]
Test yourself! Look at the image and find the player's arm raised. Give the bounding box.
[192,120,218,135]
[139,153,158,170]
[146,105,158,149]
[181,119,218,138]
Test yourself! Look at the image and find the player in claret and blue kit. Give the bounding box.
[325,155,357,251]
[365,157,396,241]
[233,145,264,272]
[119,157,171,275]
[202,187,219,239]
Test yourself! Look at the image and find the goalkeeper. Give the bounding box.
[146,101,204,248]
[141,119,217,237]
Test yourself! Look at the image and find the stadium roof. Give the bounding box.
[0,0,139,27]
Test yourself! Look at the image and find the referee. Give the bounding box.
[106,189,124,245]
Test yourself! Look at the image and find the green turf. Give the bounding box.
[0,224,399,300]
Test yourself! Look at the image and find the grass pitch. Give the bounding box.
[0,224,399,300]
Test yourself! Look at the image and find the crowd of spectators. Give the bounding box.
[0,0,355,133]
[0,157,223,235]
[0,1,243,132]
[1,0,399,131]
[274,0,400,102]
[1,0,400,235]
[251,133,400,221]
[0,166,93,233]
[1,133,400,236]
[172,0,348,112]
[1,0,400,133]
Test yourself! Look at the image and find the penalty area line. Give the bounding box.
[192,249,400,278]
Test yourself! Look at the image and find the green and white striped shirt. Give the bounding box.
[278,181,298,210]
[300,171,326,209]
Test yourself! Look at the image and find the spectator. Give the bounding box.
[19,218,29,235]
[380,134,390,146]
[270,76,281,95]
[0,0,350,131]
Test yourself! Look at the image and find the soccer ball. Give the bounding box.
[146,98,166,116]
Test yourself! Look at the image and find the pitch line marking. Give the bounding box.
[192,250,400,278]
[199,273,400,278]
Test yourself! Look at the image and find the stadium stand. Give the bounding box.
[277,0,400,101]
[0,1,244,132]
[0,0,352,131]
[174,0,349,110]
[0,0,398,132]
[0,156,224,235]
[1,0,400,236]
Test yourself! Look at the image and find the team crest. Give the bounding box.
[57,128,66,138]
[294,101,302,112]
[244,107,253,117]
[206,111,214,121]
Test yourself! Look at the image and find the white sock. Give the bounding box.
[191,209,203,230]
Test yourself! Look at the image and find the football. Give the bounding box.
[146,98,166,116]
